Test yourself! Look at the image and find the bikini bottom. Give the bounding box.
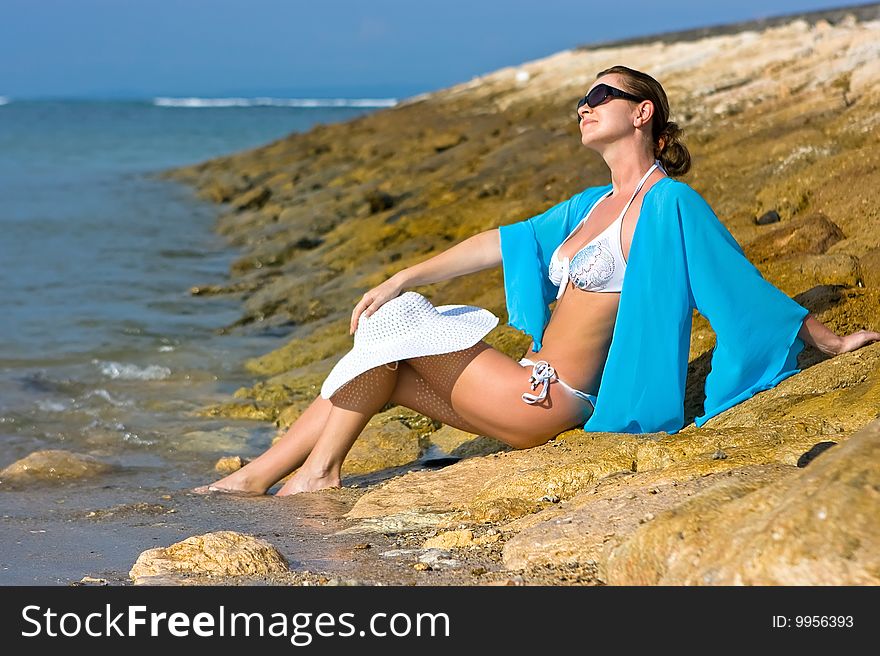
[518,358,598,408]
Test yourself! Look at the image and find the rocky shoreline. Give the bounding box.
[69,8,880,584]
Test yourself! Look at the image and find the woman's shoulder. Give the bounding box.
[647,178,716,216]
[650,177,711,203]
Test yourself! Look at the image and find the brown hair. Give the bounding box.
[595,65,691,177]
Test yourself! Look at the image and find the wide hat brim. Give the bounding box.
[320,294,499,400]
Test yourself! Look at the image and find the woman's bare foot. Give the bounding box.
[275,468,341,496]
[191,470,267,496]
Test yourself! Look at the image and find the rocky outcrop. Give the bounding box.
[129,531,289,584]
[603,417,880,585]
[501,463,797,572]
[160,10,880,585]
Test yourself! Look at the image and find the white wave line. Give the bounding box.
[152,96,398,108]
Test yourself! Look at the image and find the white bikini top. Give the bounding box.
[549,161,661,299]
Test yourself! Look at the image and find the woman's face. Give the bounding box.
[577,74,648,151]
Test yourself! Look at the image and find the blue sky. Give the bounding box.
[0,0,870,99]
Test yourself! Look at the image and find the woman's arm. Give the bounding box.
[350,229,501,334]
[391,229,501,288]
[797,313,880,356]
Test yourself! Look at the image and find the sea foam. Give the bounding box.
[153,96,397,108]
[94,360,171,380]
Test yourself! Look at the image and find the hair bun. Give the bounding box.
[656,121,690,176]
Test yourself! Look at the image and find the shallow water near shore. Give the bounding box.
[0,100,385,584]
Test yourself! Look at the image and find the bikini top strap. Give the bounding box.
[615,161,659,222]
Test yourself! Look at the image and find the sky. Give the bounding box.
[0,0,873,99]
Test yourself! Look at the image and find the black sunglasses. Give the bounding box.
[576,83,644,122]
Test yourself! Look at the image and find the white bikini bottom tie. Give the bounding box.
[521,360,557,404]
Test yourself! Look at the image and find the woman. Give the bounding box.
[195,66,879,497]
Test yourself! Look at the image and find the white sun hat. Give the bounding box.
[320,291,499,400]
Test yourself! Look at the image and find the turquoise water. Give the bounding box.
[0,100,384,582]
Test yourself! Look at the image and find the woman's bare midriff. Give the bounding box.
[522,286,621,396]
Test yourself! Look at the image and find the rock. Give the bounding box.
[603,418,880,585]
[195,173,248,203]
[755,209,781,225]
[196,400,278,422]
[702,343,880,433]
[341,416,424,476]
[418,549,461,570]
[858,247,880,288]
[502,463,795,572]
[428,425,511,459]
[0,450,114,485]
[230,185,271,211]
[423,529,474,549]
[129,531,288,584]
[177,426,254,453]
[759,253,861,295]
[214,455,248,474]
[365,189,396,213]
[744,212,845,264]
[75,576,109,586]
[346,419,856,526]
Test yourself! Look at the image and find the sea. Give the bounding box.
[0,96,393,583]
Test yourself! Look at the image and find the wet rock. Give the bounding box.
[195,173,249,203]
[603,418,880,585]
[196,400,278,422]
[0,450,114,485]
[74,576,109,586]
[177,426,255,453]
[215,455,248,474]
[129,531,288,584]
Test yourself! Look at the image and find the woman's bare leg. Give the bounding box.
[276,363,399,496]
[192,393,335,494]
[193,354,483,495]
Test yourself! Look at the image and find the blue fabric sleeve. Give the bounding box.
[675,183,810,427]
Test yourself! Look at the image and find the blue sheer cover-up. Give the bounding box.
[498,177,809,435]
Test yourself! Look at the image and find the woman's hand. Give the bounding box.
[798,314,880,357]
[834,329,880,355]
[350,276,405,335]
